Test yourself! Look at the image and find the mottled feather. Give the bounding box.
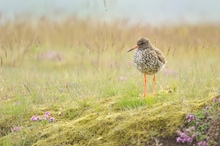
[133,38,166,75]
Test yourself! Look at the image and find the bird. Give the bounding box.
[127,38,166,97]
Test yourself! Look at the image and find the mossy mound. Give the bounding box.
[0,96,214,145]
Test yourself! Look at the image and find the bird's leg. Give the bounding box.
[152,74,156,95]
[143,74,146,97]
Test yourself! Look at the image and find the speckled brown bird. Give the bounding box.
[127,38,166,97]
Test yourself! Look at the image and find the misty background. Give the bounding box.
[0,0,220,25]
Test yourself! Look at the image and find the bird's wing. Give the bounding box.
[154,48,166,64]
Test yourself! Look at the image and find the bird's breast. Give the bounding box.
[133,50,165,75]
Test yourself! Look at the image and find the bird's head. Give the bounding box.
[127,38,151,52]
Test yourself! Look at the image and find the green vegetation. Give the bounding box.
[176,96,220,145]
[0,16,219,145]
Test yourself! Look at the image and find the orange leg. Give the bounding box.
[143,74,146,97]
[152,74,156,95]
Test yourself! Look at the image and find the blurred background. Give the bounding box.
[1,0,220,25]
[0,1,220,145]
[0,0,219,99]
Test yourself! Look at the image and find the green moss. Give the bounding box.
[0,96,213,146]
[31,108,183,145]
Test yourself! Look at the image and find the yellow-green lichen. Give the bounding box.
[0,96,214,146]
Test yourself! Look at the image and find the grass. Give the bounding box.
[0,16,220,145]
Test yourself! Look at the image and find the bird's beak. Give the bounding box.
[127,45,139,52]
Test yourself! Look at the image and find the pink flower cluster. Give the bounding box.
[176,114,201,144]
[198,141,208,146]
[176,127,197,143]
[31,111,55,122]
[177,97,220,145]
[187,114,195,122]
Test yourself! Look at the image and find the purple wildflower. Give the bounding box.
[184,128,190,135]
[31,116,36,121]
[11,126,20,132]
[196,121,199,125]
[198,141,208,146]
[45,111,50,116]
[176,135,193,143]
[45,111,51,118]
[180,132,187,138]
[176,137,181,142]
[50,117,55,122]
[213,98,217,102]
[31,111,55,123]
[187,114,195,122]
[192,134,196,139]
[191,126,195,131]
[186,137,193,143]
[31,116,40,121]
[176,131,193,144]
[198,141,202,146]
